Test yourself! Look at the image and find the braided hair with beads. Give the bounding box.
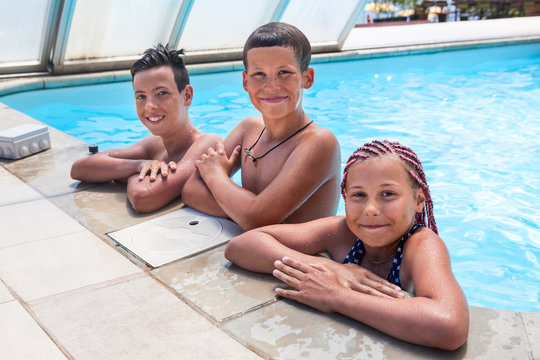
[341,140,438,235]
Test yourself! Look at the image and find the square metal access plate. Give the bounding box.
[108,207,243,268]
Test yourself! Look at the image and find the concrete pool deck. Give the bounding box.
[1,17,540,359]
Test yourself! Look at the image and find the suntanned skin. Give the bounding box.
[225,156,469,350]
[71,66,221,213]
[182,46,341,230]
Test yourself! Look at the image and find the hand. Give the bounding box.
[195,144,240,181]
[272,257,344,313]
[323,262,405,298]
[138,160,177,182]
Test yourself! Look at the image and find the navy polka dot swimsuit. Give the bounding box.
[342,224,424,289]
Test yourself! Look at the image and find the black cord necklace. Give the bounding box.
[244,120,314,166]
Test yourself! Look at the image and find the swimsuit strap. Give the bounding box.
[342,224,424,289]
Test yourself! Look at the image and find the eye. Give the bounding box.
[135,94,145,101]
[381,191,396,198]
[278,70,292,76]
[350,191,366,199]
[251,72,265,79]
[157,90,170,96]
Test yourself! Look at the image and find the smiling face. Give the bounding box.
[133,65,192,136]
[344,154,425,251]
[242,46,313,121]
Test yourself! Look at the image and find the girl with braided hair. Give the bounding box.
[225,140,469,350]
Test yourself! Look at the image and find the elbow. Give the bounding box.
[239,206,282,231]
[224,239,236,263]
[224,233,247,267]
[432,310,469,351]
[70,161,83,180]
[128,187,159,213]
[180,180,197,208]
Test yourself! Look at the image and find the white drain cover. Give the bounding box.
[108,207,242,267]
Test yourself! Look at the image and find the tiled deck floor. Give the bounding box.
[1,17,540,359]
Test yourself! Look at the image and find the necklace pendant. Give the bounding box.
[244,147,254,163]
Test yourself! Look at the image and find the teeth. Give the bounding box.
[148,116,163,122]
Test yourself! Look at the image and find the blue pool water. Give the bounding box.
[2,42,539,312]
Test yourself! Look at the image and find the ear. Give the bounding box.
[415,188,426,213]
[183,85,193,106]
[242,71,248,92]
[302,67,314,89]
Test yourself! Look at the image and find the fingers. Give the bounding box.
[272,267,301,290]
[138,160,172,182]
[274,287,300,301]
[350,279,405,298]
[159,161,169,178]
[273,259,305,282]
[138,161,152,181]
[228,145,241,164]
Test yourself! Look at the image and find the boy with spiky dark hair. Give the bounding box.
[71,44,220,213]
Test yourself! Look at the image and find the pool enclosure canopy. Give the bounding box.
[0,0,365,76]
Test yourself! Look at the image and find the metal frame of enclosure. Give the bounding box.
[0,0,365,76]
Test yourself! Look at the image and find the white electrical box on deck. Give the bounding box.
[0,124,51,160]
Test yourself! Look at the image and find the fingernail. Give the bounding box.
[398,291,405,298]
[272,269,279,276]
[282,256,288,263]
[274,260,282,266]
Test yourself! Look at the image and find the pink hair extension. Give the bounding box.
[340,140,438,234]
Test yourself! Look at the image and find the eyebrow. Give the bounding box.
[350,183,399,189]
[134,86,168,94]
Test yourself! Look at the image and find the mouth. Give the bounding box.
[362,224,387,230]
[146,115,165,123]
[261,96,287,103]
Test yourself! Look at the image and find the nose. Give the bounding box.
[144,97,158,111]
[263,75,280,91]
[364,198,380,217]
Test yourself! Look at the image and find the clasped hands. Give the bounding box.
[194,143,241,181]
[272,256,406,313]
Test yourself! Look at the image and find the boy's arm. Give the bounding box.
[199,128,340,230]
[272,230,469,350]
[70,138,155,182]
[181,122,245,217]
[127,133,222,213]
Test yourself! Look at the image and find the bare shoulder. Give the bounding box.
[193,132,223,147]
[224,116,263,151]
[301,124,339,149]
[293,124,340,165]
[405,227,449,258]
[285,122,340,175]
[402,227,459,294]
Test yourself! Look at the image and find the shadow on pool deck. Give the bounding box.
[2,18,540,357]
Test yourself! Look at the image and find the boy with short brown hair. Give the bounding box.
[182,22,341,230]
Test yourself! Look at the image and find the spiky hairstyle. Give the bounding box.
[131,44,189,93]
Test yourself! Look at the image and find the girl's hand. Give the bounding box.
[138,160,177,182]
[273,257,344,313]
[195,144,240,181]
[324,262,405,298]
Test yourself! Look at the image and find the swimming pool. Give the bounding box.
[2,42,539,312]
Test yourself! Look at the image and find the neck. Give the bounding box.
[161,120,199,155]
[364,241,400,265]
[262,109,308,141]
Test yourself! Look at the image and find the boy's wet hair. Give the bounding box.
[243,22,311,72]
[341,140,438,234]
[131,44,189,93]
